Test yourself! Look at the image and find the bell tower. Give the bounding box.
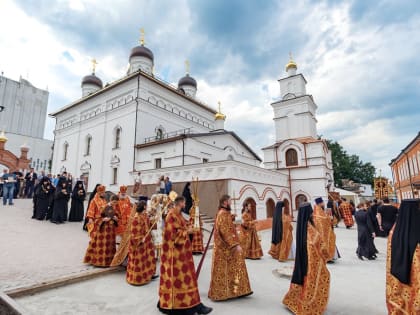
[271,55,318,141]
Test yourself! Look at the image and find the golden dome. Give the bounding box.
[215,112,226,121]
[285,52,297,72]
[0,130,8,142]
[215,101,226,121]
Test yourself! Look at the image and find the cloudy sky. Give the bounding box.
[1,0,419,177]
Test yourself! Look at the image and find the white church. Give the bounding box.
[50,34,334,219]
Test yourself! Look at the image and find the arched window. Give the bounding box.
[114,127,121,149]
[156,128,163,140]
[285,148,298,167]
[86,135,92,156]
[63,142,69,161]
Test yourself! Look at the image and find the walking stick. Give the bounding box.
[195,225,215,279]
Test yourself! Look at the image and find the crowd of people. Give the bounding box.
[8,168,418,314]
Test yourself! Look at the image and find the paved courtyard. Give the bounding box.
[2,199,388,314]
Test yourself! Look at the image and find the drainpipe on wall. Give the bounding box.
[182,137,185,166]
[404,152,415,197]
[288,168,293,220]
[133,71,141,172]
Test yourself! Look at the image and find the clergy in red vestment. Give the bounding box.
[157,196,212,315]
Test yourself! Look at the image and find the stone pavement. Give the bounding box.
[0,199,95,291]
[6,200,389,315]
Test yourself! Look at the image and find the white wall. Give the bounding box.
[0,76,49,139]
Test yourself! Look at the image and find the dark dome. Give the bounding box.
[178,74,197,88]
[81,74,103,88]
[130,45,154,61]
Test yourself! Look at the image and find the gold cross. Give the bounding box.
[185,59,190,74]
[140,28,145,45]
[289,51,293,60]
[91,58,98,74]
[218,101,222,113]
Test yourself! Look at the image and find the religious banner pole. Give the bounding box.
[196,225,214,279]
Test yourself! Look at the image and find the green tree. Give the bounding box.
[326,140,376,187]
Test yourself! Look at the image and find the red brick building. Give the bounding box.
[389,131,420,202]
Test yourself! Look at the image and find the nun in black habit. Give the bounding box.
[34,178,53,220]
[68,180,86,222]
[51,178,70,224]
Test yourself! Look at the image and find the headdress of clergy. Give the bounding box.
[291,202,314,285]
[391,199,420,284]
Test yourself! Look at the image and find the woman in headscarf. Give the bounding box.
[83,183,101,231]
[386,199,420,314]
[239,201,263,259]
[283,203,330,315]
[69,180,86,222]
[269,200,293,261]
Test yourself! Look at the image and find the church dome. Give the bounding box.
[178,74,197,88]
[130,44,154,62]
[81,74,103,88]
[0,130,8,142]
[285,59,297,72]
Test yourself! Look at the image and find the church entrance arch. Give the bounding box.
[266,198,275,218]
[295,194,308,211]
[244,197,257,220]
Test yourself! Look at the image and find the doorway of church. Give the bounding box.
[244,197,257,220]
[295,194,308,211]
[266,198,275,218]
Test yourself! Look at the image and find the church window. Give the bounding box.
[203,158,209,163]
[86,135,92,156]
[286,148,298,167]
[155,158,162,169]
[112,167,118,185]
[156,128,163,140]
[63,142,69,161]
[114,127,121,149]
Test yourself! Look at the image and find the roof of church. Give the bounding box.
[81,74,103,88]
[135,130,262,162]
[129,45,154,61]
[178,74,197,88]
[277,73,307,83]
[261,137,325,150]
[50,70,216,116]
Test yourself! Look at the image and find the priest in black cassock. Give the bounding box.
[69,180,86,222]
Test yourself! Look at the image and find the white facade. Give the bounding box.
[51,58,218,191]
[263,63,334,210]
[51,43,334,217]
[0,75,53,172]
[0,75,49,138]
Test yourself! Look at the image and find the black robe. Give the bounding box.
[34,185,51,220]
[378,204,398,236]
[51,189,70,223]
[182,183,193,214]
[390,199,420,284]
[355,210,376,259]
[291,203,314,285]
[69,187,86,222]
[271,201,284,245]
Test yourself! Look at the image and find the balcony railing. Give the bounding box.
[143,127,193,143]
